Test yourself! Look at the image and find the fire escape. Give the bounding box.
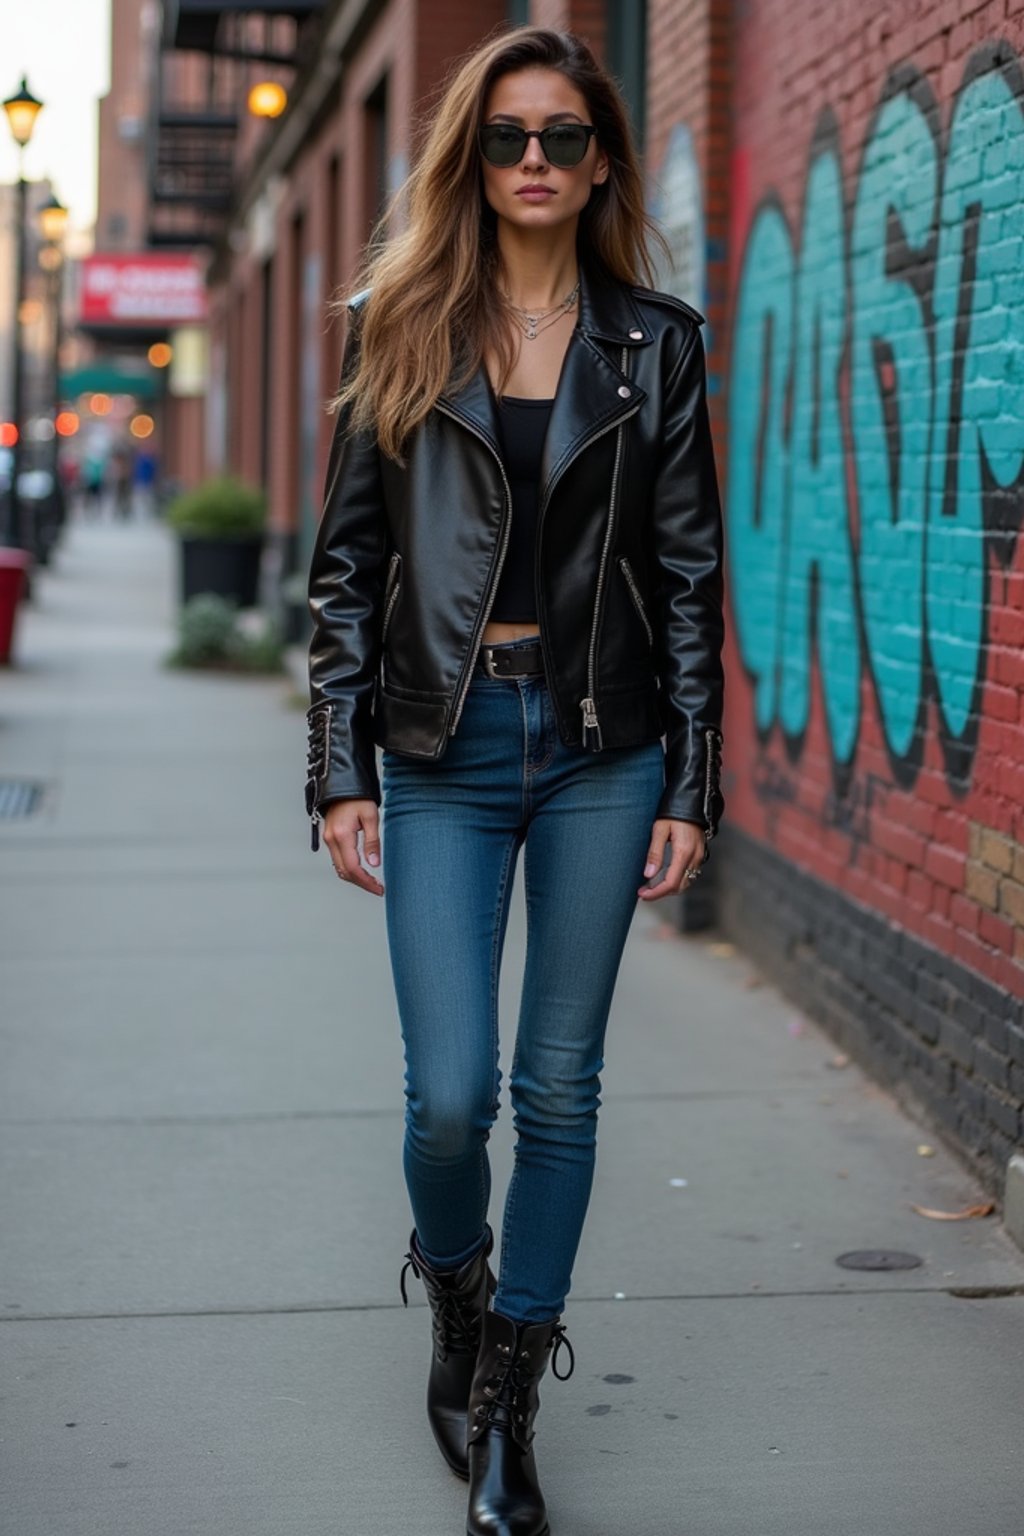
[148,2,326,247]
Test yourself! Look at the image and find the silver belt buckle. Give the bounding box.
[480,644,501,680]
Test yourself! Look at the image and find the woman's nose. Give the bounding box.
[519,130,550,171]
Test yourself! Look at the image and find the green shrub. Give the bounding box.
[165,476,267,539]
[167,594,284,674]
[169,593,238,666]
[224,608,286,673]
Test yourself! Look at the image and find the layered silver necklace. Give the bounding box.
[502,276,580,340]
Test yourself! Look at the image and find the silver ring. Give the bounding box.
[685,868,701,882]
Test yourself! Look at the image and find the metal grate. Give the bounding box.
[0,780,45,820]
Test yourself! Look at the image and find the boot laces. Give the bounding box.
[399,1247,482,1356]
[550,1322,575,1381]
[478,1322,575,1432]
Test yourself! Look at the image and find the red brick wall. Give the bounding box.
[646,0,730,432]
[529,1,606,53]
[718,0,1024,999]
[633,0,1024,1184]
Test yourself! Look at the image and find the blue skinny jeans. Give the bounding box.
[381,638,665,1323]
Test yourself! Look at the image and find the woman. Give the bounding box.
[306,25,724,1536]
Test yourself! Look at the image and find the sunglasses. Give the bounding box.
[478,122,598,169]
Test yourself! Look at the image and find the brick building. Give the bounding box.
[712,0,1024,1204]
[138,0,1023,1209]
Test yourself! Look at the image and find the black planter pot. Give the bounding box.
[179,535,264,607]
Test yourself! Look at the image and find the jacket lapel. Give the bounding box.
[539,269,650,505]
[436,356,503,456]
[437,265,651,503]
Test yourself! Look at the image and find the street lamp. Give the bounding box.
[3,77,43,146]
[2,75,44,549]
[38,191,68,245]
[37,192,68,561]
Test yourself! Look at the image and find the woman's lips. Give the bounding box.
[516,187,555,201]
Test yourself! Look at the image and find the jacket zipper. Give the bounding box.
[618,555,653,647]
[381,551,402,643]
[703,726,723,840]
[305,700,333,852]
[434,401,513,738]
[580,345,638,750]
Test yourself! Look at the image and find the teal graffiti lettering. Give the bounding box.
[726,202,793,732]
[781,140,861,763]
[728,51,1024,780]
[928,62,1024,740]
[850,88,937,759]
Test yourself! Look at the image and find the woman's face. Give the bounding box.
[479,67,609,234]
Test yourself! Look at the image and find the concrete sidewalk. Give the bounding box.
[2,516,1022,1536]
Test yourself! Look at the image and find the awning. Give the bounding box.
[60,366,162,401]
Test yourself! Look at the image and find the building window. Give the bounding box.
[364,72,389,248]
[606,0,647,151]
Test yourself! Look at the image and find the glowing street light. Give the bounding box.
[2,75,44,548]
[248,80,287,119]
[38,192,69,245]
[2,76,43,146]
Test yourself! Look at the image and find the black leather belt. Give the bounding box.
[475,640,545,679]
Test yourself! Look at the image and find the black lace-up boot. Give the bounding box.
[400,1227,498,1479]
[465,1308,575,1536]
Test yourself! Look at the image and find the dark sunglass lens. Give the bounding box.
[542,125,589,166]
[480,125,526,166]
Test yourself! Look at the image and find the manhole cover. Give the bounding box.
[836,1249,923,1272]
[0,779,45,820]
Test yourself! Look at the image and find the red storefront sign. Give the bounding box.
[79,254,208,325]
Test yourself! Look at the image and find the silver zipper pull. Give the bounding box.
[580,696,603,749]
[310,808,322,853]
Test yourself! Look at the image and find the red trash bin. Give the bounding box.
[0,548,32,664]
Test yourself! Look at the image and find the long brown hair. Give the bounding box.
[331,25,669,463]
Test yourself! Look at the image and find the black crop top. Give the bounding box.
[489,395,554,623]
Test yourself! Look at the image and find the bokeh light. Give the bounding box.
[248,80,287,118]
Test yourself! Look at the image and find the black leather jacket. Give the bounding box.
[306,262,724,850]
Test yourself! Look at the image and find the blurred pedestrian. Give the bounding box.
[133,446,158,518]
[306,26,724,1534]
[110,445,134,520]
[82,452,105,517]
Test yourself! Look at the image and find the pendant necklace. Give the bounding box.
[502,277,580,340]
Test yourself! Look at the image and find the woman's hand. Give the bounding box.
[638,818,707,901]
[322,799,384,896]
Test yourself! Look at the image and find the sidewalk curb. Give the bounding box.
[1006,1152,1024,1253]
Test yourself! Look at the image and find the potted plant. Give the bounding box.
[166,475,267,608]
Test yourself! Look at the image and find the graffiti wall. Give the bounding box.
[724,9,1024,1010]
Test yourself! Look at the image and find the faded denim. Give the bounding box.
[381,638,664,1323]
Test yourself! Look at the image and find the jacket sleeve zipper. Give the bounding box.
[434,402,513,738]
[580,345,637,750]
[381,551,402,644]
[305,700,333,852]
[618,555,654,647]
[703,726,723,840]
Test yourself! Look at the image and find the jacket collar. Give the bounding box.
[576,262,653,347]
[436,264,650,500]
